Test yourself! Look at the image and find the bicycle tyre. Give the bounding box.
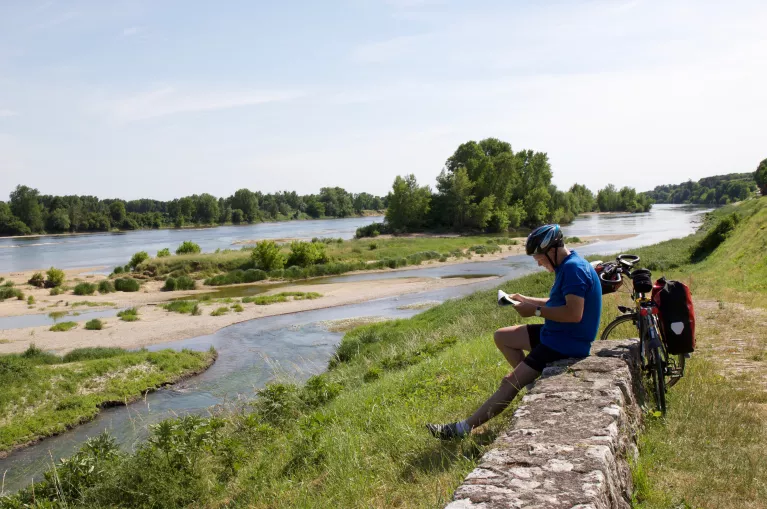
[650,346,667,415]
[600,313,636,341]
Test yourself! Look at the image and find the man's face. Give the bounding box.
[533,252,555,273]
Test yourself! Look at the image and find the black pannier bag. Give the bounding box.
[591,261,622,295]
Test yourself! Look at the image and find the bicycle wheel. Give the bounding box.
[600,313,637,341]
[650,346,667,415]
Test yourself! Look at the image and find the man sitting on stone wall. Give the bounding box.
[427,224,603,439]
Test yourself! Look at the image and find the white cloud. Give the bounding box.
[100,86,305,123]
[0,109,18,117]
[122,26,143,37]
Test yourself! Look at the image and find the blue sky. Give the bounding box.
[1,0,765,201]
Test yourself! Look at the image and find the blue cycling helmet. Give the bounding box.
[526,224,564,267]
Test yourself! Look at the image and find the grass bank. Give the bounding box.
[135,235,519,284]
[0,346,216,456]
[5,199,764,508]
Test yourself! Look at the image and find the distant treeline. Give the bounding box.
[366,138,653,235]
[0,186,386,236]
[642,171,760,205]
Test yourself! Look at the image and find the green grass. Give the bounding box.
[71,300,116,308]
[243,291,323,305]
[117,307,139,321]
[49,321,77,332]
[85,319,104,330]
[161,300,199,314]
[210,306,229,316]
[0,345,215,454]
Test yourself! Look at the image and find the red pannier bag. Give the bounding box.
[652,277,696,354]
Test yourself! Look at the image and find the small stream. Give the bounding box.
[0,204,710,493]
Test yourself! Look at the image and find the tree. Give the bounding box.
[385,175,431,231]
[231,209,244,224]
[251,240,285,271]
[109,201,126,225]
[436,167,474,228]
[569,184,596,213]
[47,208,71,232]
[195,193,219,224]
[9,185,43,232]
[755,158,767,196]
[230,189,259,223]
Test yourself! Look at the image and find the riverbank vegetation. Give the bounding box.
[0,346,216,455]
[642,166,762,205]
[0,185,384,236]
[4,197,764,508]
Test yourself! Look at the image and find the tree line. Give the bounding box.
[379,138,652,234]
[0,186,386,236]
[642,170,760,205]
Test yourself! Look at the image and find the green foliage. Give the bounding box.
[49,287,64,296]
[28,272,45,288]
[232,303,244,312]
[176,241,202,255]
[98,280,115,294]
[286,241,329,267]
[113,265,124,274]
[691,212,741,261]
[85,319,104,330]
[45,266,65,288]
[117,307,139,321]
[596,184,653,212]
[50,321,77,332]
[72,300,115,307]
[73,282,97,296]
[27,295,35,305]
[157,247,171,258]
[204,268,267,286]
[161,300,198,314]
[385,174,432,231]
[251,240,285,271]
[129,251,149,269]
[210,306,229,316]
[63,347,125,362]
[0,286,23,301]
[756,158,767,195]
[163,275,196,291]
[645,172,758,205]
[355,222,390,238]
[243,291,321,305]
[114,277,140,292]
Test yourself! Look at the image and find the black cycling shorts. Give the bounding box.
[521,324,572,372]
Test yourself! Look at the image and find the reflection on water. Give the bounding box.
[0,204,710,492]
[0,307,121,331]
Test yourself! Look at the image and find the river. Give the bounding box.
[0,204,710,493]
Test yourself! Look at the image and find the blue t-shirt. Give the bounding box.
[540,250,602,357]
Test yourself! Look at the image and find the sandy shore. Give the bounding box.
[0,276,493,354]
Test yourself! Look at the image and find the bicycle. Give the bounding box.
[598,254,686,415]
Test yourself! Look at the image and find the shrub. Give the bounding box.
[73,282,97,296]
[287,241,329,267]
[244,268,267,282]
[98,280,115,294]
[192,303,202,316]
[369,242,378,250]
[691,212,741,261]
[210,306,228,316]
[49,287,63,296]
[163,277,178,291]
[231,303,244,312]
[45,267,65,288]
[0,286,23,301]
[251,240,285,271]
[85,319,103,330]
[27,295,35,305]
[355,222,390,238]
[176,241,201,255]
[113,266,124,274]
[161,301,197,314]
[50,321,77,332]
[114,278,140,292]
[62,348,124,362]
[156,248,171,258]
[129,251,149,269]
[284,266,307,279]
[117,308,139,321]
[28,272,45,288]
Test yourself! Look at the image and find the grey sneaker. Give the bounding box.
[426,422,464,440]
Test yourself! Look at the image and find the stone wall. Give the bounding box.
[447,339,644,509]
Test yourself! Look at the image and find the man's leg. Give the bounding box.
[493,325,532,368]
[465,362,541,429]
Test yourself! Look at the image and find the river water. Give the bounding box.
[0,216,383,274]
[0,204,710,493]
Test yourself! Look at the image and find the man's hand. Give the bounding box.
[513,301,537,318]
[511,293,526,303]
